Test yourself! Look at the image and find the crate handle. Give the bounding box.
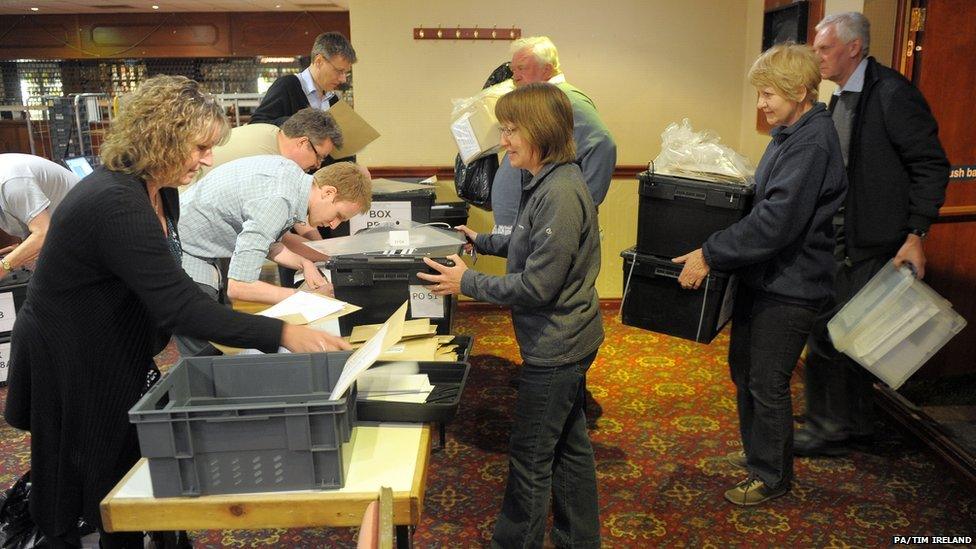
[653,267,679,279]
[675,189,707,201]
[205,415,271,423]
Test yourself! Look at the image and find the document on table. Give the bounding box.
[329,301,409,400]
[258,291,346,324]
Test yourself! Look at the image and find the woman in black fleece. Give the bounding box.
[674,43,847,506]
[4,75,349,547]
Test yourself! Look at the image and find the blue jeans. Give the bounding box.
[729,287,819,490]
[491,352,600,549]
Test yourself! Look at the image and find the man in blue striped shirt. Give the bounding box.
[175,155,370,356]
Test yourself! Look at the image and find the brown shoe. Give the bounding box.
[725,450,747,469]
[723,476,789,506]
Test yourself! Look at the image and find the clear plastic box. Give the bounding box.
[828,262,967,389]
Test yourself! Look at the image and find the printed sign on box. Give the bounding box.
[0,292,15,333]
[408,285,445,318]
[349,201,413,234]
[0,340,10,384]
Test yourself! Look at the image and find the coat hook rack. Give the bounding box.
[413,25,521,41]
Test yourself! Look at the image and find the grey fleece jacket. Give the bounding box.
[461,162,604,366]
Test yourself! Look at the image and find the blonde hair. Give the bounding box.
[100,75,229,184]
[312,162,371,211]
[495,82,575,166]
[749,43,821,103]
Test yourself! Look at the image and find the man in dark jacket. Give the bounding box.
[251,31,356,130]
[796,12,950,456]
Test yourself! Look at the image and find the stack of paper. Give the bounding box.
[346,318,464,362]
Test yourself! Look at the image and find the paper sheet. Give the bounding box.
[329,301,408,400]
[370,178,437,194]
[258,291,346,324]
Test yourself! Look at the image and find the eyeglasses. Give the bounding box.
[500,126,518,137]
[306,138,325,167]
[320,55,352,78]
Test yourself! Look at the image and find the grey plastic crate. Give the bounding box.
[129,351,357,498]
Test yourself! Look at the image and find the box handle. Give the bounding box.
[205,415,271,423]
[674,188,707,201]
[653,267,679,279]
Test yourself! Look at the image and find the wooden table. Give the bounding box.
[101,424,431,548]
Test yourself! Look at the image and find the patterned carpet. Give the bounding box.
[2,302,975,547]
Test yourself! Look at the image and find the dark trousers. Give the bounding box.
[803,255,890,441]
[729,287,819,490]
[491,351,600,549]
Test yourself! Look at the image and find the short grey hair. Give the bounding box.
[311,31,357,63]
[510,36,562,75]
[817,12,870,58]
[281,107,344,150]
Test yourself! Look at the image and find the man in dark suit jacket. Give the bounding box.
[796,12,950,456]
[251,31,356,131]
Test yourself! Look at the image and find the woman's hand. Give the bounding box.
[673,248,710,290]
[280,324,351,353]
[456,225,478,254]
[416,254,467,296]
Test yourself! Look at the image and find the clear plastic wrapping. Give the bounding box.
[652,118,755,185]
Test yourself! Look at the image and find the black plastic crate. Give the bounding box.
[357,361,470,424]
[0,268,31,338]
[129,352,357,497]
[429,201,470,228]
[0,335,9,387]
[620,247,736,344]
[636,172,754,258]
[324,186,436,238]
[327,246,461,335]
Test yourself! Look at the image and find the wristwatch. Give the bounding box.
[908,228,928,240]
[0,257,11,272]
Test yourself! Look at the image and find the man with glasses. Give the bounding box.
[175,157,371,357]
[251,31,356,143]
[191,107,343,184]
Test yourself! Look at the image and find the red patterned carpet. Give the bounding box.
[2,302,974,547]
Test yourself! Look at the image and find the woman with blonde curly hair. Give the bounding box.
[4,75,349,547]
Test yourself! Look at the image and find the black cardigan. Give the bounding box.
[840,57,949,261]
[4,166,283,536]
[250,74,310,127]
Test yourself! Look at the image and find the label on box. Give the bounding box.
[408,285,445,318]
[0,293,15,333]
[349,201,413,234]
[388,230,410,247]
[0,340,9,384]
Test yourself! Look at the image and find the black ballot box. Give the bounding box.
[326,245,462,335]
[0,268,31,339]
[636,172,754,258]
[620,247,737,344]
[429,201,470,228]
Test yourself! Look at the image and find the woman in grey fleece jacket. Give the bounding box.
[419,83,603,549]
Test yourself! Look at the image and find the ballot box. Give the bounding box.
[0,268,31,339]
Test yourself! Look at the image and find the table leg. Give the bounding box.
[395,525,413,549]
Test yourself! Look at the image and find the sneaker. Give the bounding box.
[793,428,850,457]
[725,450,747,469]
[724,476,789,506]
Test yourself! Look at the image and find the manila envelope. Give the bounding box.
[329,99,380,158]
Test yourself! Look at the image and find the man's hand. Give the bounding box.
[672,248,711,290]
[416,254,468,296]
[301,260,329,290]
[455,225,478,253]
[893,233,927,279]
[280,324,351,353]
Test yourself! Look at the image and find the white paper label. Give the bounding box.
[349,201,413,234]
[388,230,410,247]
[0,341,10,384]
[408,285,445,318]
[0,293,15,333]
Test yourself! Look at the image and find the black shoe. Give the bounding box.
[793,429,850,457]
